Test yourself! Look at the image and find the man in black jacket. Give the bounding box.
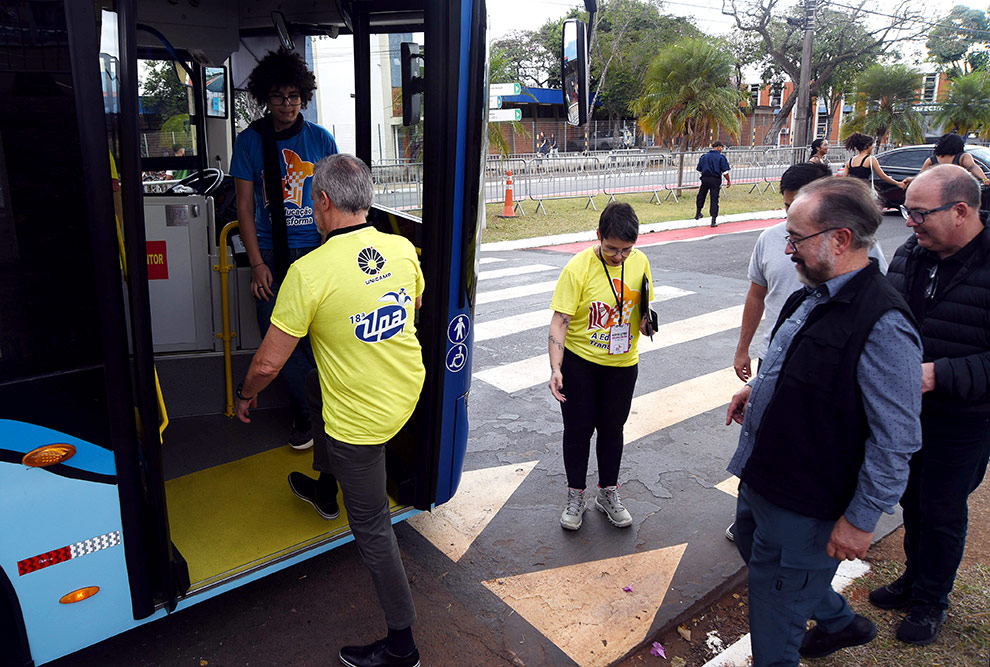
[725,177,922,665]
[874,164,990,646]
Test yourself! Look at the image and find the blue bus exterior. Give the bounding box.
[0,0,488,664]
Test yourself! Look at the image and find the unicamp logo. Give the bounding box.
[357,246,387,275]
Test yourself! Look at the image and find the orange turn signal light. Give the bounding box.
[59,586,100,604]
[22,444,76,468]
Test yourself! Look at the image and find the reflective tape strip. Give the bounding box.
[17,530,121,576]
[70,531,121,558]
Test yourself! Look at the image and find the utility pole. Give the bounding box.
[792,0,817,155]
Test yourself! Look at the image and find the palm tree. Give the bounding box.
[841,64,924,145]
[631,38,745,150]
[935,71,990,137]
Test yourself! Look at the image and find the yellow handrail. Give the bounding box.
[215,221,240,417]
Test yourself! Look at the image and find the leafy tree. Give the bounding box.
[632,38,746,150]
[934,71,990,136]
[586,0,701,128]
[927,5,990,76]
[491,30,556,88]
[841,64,924,145]
[487,44,529,157]
[724,0,926,144]
[141,60,192,121]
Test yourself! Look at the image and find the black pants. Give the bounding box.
[559,348,638,489]
[901,411,990,608]
[696,175,722,219]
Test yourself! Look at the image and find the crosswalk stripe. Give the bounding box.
[475,280,559,305]
[473,285,695,342]
[624,367,739,443]
[479,257,506,264]
[478,264,557,281]
[473,305,744,393]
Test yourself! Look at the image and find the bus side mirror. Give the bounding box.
[204,66,229,119]
[272,11,294,51]
[561,19,588,127]
[401,42,424,127]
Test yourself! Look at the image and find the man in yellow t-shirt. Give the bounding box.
[235,154,423,667]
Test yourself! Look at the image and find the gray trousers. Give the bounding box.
[306,369,416,630]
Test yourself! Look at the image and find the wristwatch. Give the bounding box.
[236,382,255,401]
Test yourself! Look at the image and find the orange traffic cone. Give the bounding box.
[498,169,518,218]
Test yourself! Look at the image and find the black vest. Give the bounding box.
[886,227,990,416]
[742,261,916,520]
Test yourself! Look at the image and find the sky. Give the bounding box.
[487,0,987,41]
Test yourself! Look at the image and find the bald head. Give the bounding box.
[910,164,981,210]
[904,164,984,258]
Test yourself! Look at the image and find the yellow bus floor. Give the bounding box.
[164,444,401,589]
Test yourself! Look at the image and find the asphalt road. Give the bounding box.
[52,210,917,667]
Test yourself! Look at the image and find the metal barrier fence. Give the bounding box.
[483,146,811,214]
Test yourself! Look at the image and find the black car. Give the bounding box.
[873,144,990,208]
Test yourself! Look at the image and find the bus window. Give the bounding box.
[138,59,198,183]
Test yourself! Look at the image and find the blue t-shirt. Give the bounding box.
[229,120,338,249]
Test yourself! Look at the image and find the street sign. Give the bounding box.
[489,95,502,109]
[489,108,522,122]
[490,83,521,96]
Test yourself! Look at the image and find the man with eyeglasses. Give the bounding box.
[725,177,922,665]
[874,164,990,646]
[230,48,339,452]
[727,162,887,543]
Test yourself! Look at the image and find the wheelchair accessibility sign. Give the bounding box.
[446,344,468,373]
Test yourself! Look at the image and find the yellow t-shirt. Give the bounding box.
[271,224,426,444]
[550,245,653,367]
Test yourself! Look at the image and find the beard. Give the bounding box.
[792,241,835,287]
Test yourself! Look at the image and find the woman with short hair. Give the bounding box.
[548,202,654,530]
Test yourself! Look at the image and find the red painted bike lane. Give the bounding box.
[537,217,785,254]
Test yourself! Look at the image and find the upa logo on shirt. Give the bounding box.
[586,279,639,330]
[351,288,413,343]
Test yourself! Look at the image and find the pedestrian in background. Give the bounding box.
[548,202,654,531]
[808,138,829,166]
[839,132,904,192]
[696,141,731,228]
[725,177,922,665]
[875,164,990,646]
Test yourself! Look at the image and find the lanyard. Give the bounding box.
[597,246,625,325]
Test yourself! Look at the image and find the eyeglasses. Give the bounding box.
[269,93,302,106]
[900,201,965,225]
[783,227,843,253]
[601,244,633,257]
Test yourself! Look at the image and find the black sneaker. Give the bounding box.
[288,418,313,450]
[868,574,913,610]
[724,522,735,542]
[287,472,339,519]
[799,613,877,659]
[710,218,718,227]
[694,211,703,220]
[339,639,420,667]
[896,603,945,645]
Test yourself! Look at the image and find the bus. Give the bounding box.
[0,0,521,664]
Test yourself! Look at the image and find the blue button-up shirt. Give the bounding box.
[697,150,730,177]
[727,265,923,532]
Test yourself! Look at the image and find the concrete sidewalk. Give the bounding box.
[480,209,784,252]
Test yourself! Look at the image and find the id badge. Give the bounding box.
[608,324,631,355]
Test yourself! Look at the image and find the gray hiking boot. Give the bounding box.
[560,488,586,530]
[596,485,632,527]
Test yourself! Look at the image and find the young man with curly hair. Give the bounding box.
[230,48,338,451]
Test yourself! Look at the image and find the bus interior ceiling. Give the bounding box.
[131,1,428,590]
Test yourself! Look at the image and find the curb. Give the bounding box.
[480,210,783,252]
